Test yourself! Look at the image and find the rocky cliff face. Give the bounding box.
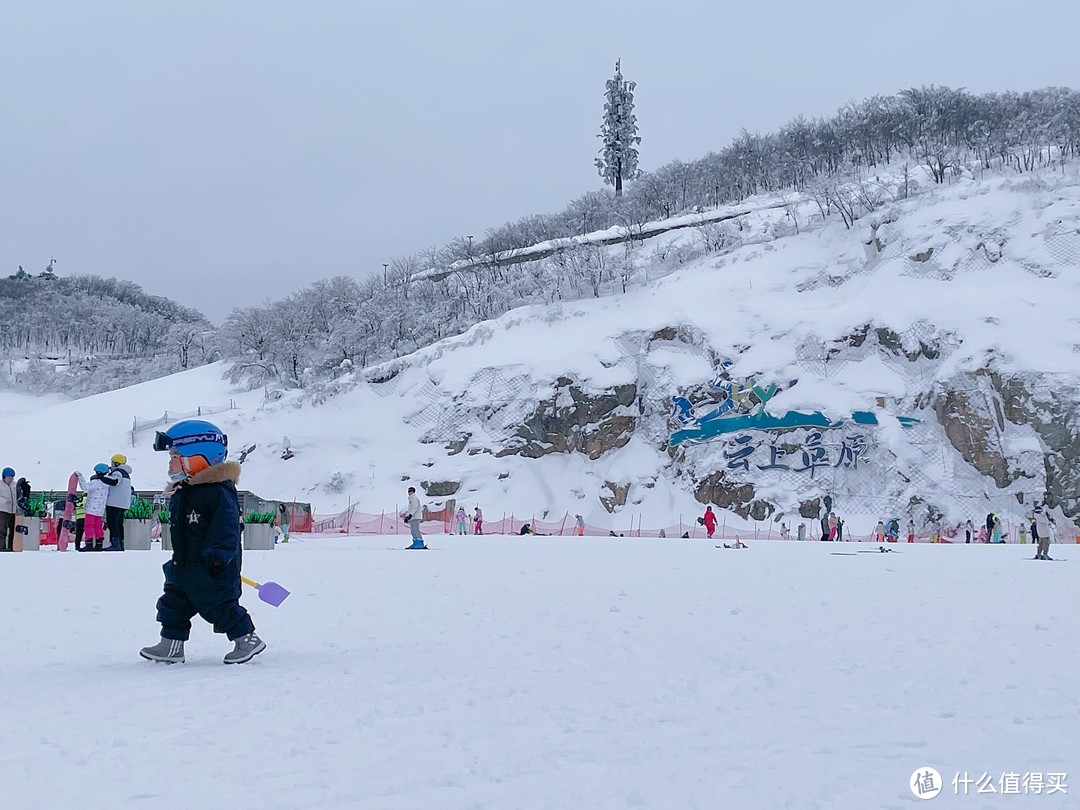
[497,377,638,461]
[476,327,1079,526]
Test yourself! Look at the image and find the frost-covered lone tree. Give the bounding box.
[595,59,641,197]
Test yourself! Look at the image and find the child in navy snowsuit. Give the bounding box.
[140,420,265,665]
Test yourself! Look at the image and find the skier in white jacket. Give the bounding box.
[401,486,427,550]
[77,464,113,552]
[1037,516,1058,560]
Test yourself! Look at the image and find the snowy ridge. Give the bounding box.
[4,167,1079,537]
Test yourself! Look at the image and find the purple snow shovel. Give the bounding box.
[241,576,291,607]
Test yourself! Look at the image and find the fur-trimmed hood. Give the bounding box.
[165,461,241,495]
[188,461,241,487]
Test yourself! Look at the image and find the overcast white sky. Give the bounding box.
[2,0,1078,322]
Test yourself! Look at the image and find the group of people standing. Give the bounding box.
[76,454,134,551]
[954,512,1060,554]
[453,505,484,535]
[821,512,846,541]
[0,457,133,552]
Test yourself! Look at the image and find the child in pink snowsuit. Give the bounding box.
[77,464,112,551]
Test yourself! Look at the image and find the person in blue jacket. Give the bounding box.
[139,420,265,665]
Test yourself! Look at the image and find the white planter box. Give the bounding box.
[243,523,275,551]
[19,517,41,551]
[160,524,172,552]
[124,519,153,551]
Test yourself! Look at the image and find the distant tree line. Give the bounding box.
[218,85,1080,390]
[0,266,215,396]
[8,85,1077,396]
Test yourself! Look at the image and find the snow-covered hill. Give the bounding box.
[5,167,1079,537]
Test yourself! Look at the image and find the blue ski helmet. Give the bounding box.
[93,463,110,474]
[154,419,228,473]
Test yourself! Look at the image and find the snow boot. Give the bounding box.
[224,632,266,664]
[140,637,185,664]
[407,538,427,550]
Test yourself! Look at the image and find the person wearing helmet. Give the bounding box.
[103,452,133,551]
[77,464,113,552]
[140,420,265,665]
[0,467,16,552]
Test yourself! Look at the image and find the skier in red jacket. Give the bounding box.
[703,506,718,539]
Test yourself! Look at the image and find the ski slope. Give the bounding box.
[2,539,1075,809]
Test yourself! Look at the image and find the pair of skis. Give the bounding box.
[832,546,903,556]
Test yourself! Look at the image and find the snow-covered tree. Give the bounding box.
[596,59,641,197]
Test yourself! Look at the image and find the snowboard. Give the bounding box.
[12,513,25,551]
[57,472,79,552]
[13,479,30,552]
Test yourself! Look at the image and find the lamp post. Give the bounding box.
[466,235,473,257]
[382,263,389,283]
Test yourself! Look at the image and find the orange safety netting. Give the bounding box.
[296,508,954,541]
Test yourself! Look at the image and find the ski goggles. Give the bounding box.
[153,430,228,452]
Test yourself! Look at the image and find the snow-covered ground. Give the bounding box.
[0,389,69,418]
[3,538,1075,809]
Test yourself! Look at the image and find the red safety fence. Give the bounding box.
[291,509,967,542]
[28,509,1080,544]
[299,507,1038,542]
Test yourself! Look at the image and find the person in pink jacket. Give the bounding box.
[473,506,483,535]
